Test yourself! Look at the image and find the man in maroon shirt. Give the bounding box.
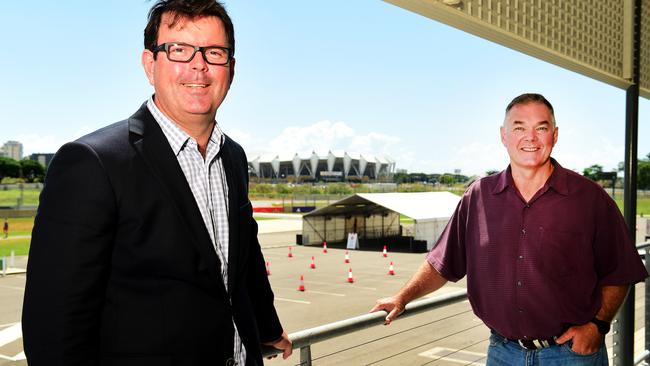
[371,93,647,365]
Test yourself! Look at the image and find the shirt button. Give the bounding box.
[517,281,522,286]
[521,229,526,235]
[518,255,524,260]
[518,309,524,313]
[525,204,530,208]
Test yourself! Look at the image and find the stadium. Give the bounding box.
[248,151,396,182]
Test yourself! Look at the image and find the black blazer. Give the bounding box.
[22,104,282,366]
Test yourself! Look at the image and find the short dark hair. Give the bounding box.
[505,93,556,126]
[144,0,235,57]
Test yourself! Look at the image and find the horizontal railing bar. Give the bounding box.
[637,241,650,250]
[262,289,467,357]
[634,349,650,365]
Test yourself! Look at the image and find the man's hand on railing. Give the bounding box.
[370,296,406,325]
[264,330,293,359]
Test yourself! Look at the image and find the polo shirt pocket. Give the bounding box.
[539,227,585,278]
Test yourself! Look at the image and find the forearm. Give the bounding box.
[395,260,448,305]
[596,284,630,321]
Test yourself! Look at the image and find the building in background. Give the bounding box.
[1,141,23,161]
[28,153,55,168]
[248,150,395,182]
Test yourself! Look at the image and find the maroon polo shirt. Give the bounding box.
[427,159,647,340]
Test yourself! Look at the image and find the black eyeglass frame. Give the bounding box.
[152,42,233,66]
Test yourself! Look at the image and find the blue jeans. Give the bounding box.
[487,332,608,366]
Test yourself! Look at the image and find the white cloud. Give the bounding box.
[17,126,103,156]
[243,120,404,160]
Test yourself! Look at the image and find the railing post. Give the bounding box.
[300,345,312,366]
[646,248,650,357]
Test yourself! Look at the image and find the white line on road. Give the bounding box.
[275,297,311,304]
[0,323,22,348]
[0,284,25,291]
[0,351,26,361]
[305,279,377,291]
[0,322,19,330]
[273,287,345,297]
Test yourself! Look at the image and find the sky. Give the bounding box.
[1,0,649,177]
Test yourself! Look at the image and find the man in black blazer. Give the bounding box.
[22,1,292,365]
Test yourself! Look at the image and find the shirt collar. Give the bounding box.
[146,96,224,157]
[490,158,568,196]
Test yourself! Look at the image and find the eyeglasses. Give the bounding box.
[152,42,233,65]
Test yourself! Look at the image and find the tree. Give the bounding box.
[639,159,650,190]
[20,159,45,183]
[582,164,603,181]
[0,157,21,181]
[485,169,500,176]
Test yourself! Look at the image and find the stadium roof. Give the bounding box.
[304,192,460,221]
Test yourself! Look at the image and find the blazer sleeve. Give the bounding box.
[22,141,117,366]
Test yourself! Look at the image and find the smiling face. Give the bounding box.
[142,13,235,126]
[500,101,558,172]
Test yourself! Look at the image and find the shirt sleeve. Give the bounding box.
[426,194,468,283]
[593,189,648,286]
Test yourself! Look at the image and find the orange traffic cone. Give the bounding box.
[344,251,350,263]
[310,256,316,269]
[298,275,305,291]
[388,261,395,275]
[382,245,388,257]
[288,246,293,258]
[347,268,354,283]
[323,241,328,253]
[266,261,271,276]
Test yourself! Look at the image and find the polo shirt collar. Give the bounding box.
[490,157,568,196]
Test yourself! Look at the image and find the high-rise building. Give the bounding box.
[29,153,55,168]
[2,141,23,161]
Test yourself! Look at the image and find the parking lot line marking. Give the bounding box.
[0,322,19,330]
[273,287,345,297]
[275,297,311,304]
[0,323,22,348]
[0,351,26,361]
[305,290,345,297]
[305,280,377,291]
[418,346,486,365]
[0,284,25,291]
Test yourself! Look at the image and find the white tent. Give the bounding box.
[302,192,460,250]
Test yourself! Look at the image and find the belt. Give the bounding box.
[510,337,557,350]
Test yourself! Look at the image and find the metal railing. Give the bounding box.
[262,289,467,364]
[264,241,650,365]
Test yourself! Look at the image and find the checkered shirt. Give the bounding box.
[147,97,245,365]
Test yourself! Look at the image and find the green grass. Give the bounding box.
[0,237,31,256]
[614,197,650,216]
[2,217,35,237]
[0,189,41,207]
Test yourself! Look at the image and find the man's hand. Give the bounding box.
[370,296,405,325]
[264,330,292,359]
[555,322,603,355]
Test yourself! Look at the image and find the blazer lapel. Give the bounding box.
[127,104,227,295]
[220,137,240,294]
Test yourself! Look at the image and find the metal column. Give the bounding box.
[613,1,641,365]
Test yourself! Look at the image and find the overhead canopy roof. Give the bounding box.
[304,192,461,221]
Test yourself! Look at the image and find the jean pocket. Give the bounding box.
[489,333,508,347]
[562,342,599,357]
